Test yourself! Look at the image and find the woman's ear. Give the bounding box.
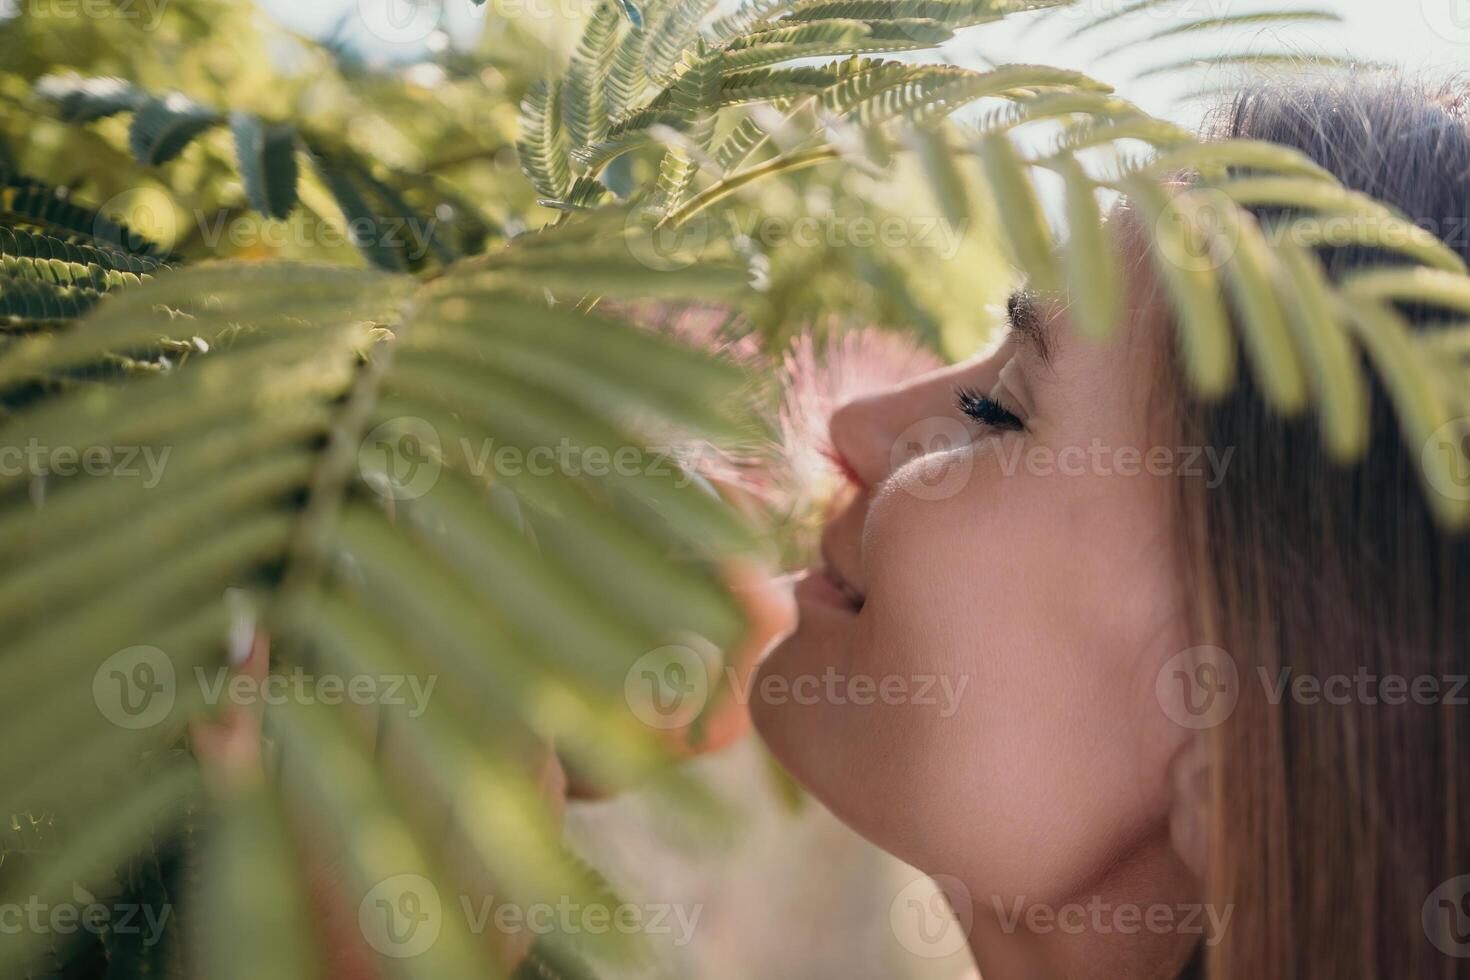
[1168,731,1211,881]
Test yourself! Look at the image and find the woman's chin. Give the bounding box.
[746,628,809,762]
[746,607,851,782]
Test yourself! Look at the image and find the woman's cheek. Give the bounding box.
[858,455,1088,849]
[861,444,1020,678]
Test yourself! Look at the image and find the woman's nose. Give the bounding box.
[827,391,896,489]
[827,360,987,488]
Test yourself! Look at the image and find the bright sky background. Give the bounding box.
[254,0,1470,242]
[261,0,1470,130]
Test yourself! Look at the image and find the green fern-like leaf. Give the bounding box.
[519,80,573,202]
[306,141,450,272]
[1133,52,1366,82]
[127,93,224,166]
[512,938,602,980]
[35,74,146,123]
[1137,9,1341,42]
[784,0,1067,28]
[644,0,722,84]
[0,221,755,976]
[1119,176,1235,398]
[652,46,722,209]
[1063,0,1172,41]
[2,176,166,260]
[18,4,1470,979]
[606,17,654,116]
[0,226,165,276]
[565,3,622,151]
[573,114,688,174]
[979,131,1059,293]
[231,113,300,220]
[0,274,106,326]
[710,103,792,173]
[1054,153,1119,340]
[30,77,466,266]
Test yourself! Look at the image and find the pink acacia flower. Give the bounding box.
[770,324,943,521]
[611,300,761,364]
[619,301,945,531]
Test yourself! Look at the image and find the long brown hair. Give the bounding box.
[1176,75,1470,978]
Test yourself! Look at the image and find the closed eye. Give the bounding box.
[956,386,1024,432]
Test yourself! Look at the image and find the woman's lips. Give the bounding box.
[793,566,865,613]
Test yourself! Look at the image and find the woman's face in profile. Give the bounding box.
[751,213,1207,911]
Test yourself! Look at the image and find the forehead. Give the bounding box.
[1018,203,1168,368]
[1006,205,1175,432]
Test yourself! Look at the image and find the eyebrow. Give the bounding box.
[1006,288,1053,367]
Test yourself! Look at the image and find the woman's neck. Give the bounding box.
[955,835,1205,980]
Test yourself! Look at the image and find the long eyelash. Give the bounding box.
[956,386,1024,432]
